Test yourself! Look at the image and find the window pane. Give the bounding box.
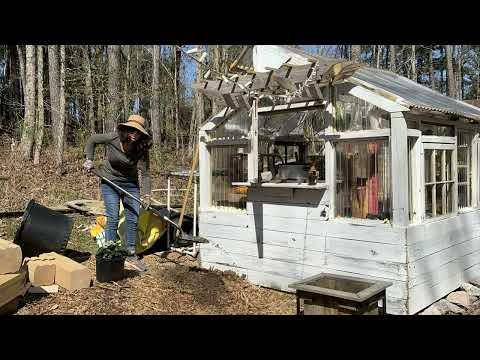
[425,185,433,218]
[335,93,390,131]
[424,149,432,183]
[435,150,442,183]
[335,140,390,220]
[211,146,248,209]
[436,184,443,215]
[422,123,454,136]
[446,150,452,181]
[458,131,473,209]
[446,183,453,214]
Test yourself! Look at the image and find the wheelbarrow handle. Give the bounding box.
[90,168,185,235]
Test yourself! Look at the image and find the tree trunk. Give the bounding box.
[123,45,131,123]
[151,45,161,146]
[172,45,180,153]
[82,46,95,134]
[456,45,463,100]
[55,45,66,175]
[33,45,44,165]
[410,45,416,81]
[429,49,436,91]
[20,45,36,160]
[376,45,381,69]
[106,45,121,132]
[389,45,396,72]
[48,45,60,141]
[446,45,456,98]
[188,45,205,156]
[351,45,361,63]
[16,45,26,100]
[210,45,223,115]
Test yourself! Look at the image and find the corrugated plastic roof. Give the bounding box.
[350,67,480,121]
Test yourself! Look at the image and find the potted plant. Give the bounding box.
[95,241,128,283]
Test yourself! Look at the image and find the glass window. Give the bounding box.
[335,140,391,220]
[421,123,454,136]
[457,131,474,209]
[424,149,454,218]
[335,94,390,131]
[210,146,248,209]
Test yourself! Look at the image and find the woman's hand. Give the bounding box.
[83,159,94,172]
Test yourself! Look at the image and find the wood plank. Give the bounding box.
[200,223,306,249]
[326,237,406,263]
[201,237,305,264]
[348,85,409,113]
[323,129,390,140]
[408,263,480,314]
[306,220,405,244]
[390,112,409,226]
[407,235,480,278]
[246,202,309,219]
[247,187,327,205]
[408,248,480,289]
[422,135,456,144]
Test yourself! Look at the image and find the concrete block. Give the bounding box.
[0,239,22,274]
[40,252,91,290]
[28,284,59,294]
[446,291,470,308]
[27,257,56,286]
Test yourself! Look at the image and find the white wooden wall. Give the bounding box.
[406,210,480,314]
[198,187,409,315]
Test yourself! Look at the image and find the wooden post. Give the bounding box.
[199,129,211,211]
[473,132,479,208]
[390,112,409,226]
[411,136,424,223]
[248,98,259,183]
[325,84,336,219]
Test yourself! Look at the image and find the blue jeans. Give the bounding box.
[101,180,140,254]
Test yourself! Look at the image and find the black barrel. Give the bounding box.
[14,200,73,258]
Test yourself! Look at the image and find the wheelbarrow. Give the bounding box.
[91,169,208,247]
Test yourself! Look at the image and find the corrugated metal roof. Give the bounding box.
[350,67,480,121]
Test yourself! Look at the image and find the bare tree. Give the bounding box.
[16,45,26,98]
[82,46,95,134]
[446,45,456,97]
[429,48,436,91]
[19,45,36,160]
[389,45,396,72]
[33,45,44,165]
[106,45,121,132]
[188,45,205,155]
[150,45,162,146]
[48,45,60,140]
[55,45,66,174]
[172,45,180,153]
[410,45,416,81]
[351,45,361,63]
[123,45,131,123]
[456,45,464,100]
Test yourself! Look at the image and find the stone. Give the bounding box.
[27,257,56,286]
[461,282,480,297]
[40,252,91,290]
[0,272,26,308]
[0,239,22,274]
[421,299,465,315]
[446,291,471,308]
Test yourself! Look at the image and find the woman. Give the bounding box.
[83,114,152,272]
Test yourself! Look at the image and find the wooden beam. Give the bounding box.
[348,85,410,113]
[390,112,409,226]
[248,99,259,183]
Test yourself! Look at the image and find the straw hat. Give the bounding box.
[118,115,150,137]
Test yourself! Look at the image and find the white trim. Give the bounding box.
[422,135,456,144]
[325,129,390,140]
[258,100,326,113]
[348,85,410,113]
[390,112,409,226]
[248,99,259,183]
[422,143,456,150]
[199,130,212,210]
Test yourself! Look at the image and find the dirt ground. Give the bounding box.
[0,142,296,316]
[15,251,296,315]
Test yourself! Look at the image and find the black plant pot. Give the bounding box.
[95,255,125,283]
[14,200,73,258]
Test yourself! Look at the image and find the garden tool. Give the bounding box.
[91,168,208,247]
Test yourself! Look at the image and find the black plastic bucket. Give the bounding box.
[96,255,125,283]
[14,200,73,258]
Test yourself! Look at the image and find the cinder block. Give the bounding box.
[27,257,56,286]
[0,239,22,275]
[40,252,91,290]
